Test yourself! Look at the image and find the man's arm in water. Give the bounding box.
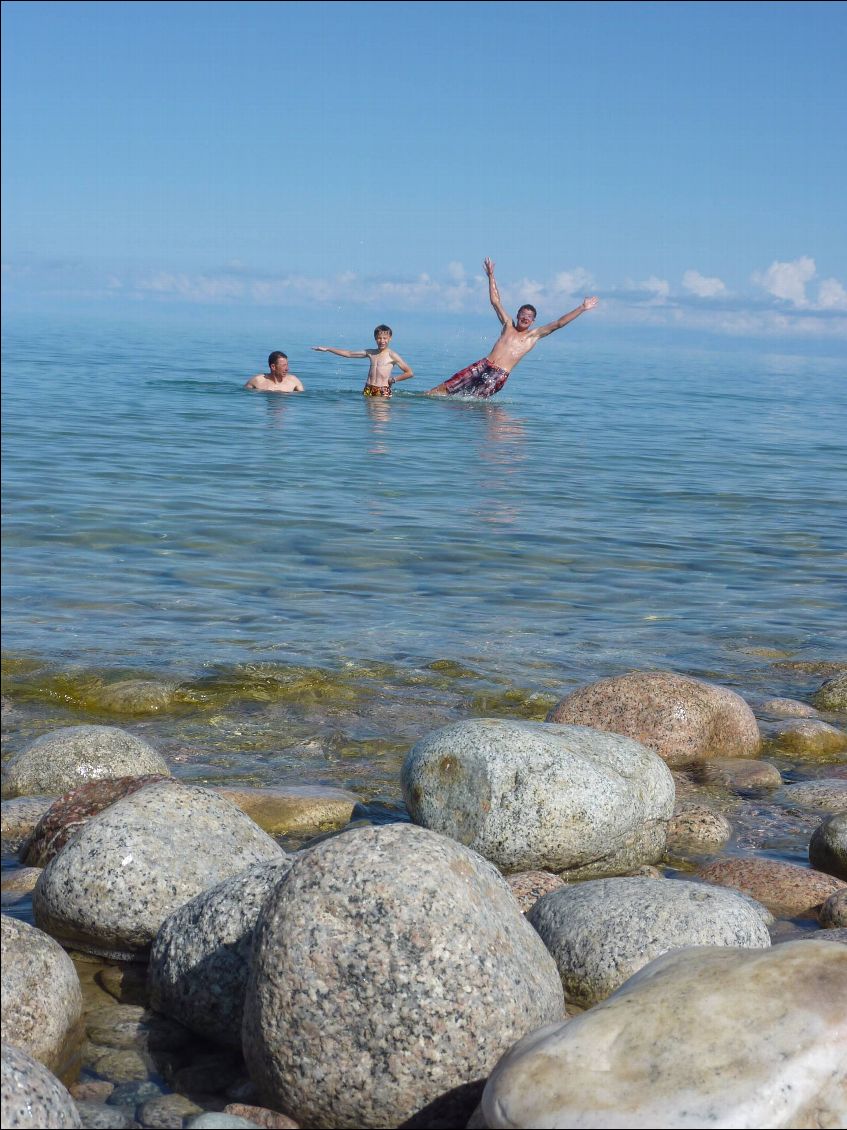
[244,374,265,389]
[535,296,599,338]
[312,347,368,358]
[389,351,414,382]
[290,375,305,392]
[483,257,510,327]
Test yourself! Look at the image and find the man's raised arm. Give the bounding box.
[535,296,599,338]
[483,257,509,326]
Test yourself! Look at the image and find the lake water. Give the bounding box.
[2,313,845,797]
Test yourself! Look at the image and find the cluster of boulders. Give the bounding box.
[1,669,846,1129]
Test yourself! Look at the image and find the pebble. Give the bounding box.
[665,802,732,855]
[505,870,566,913]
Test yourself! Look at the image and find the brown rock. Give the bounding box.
[697,857,846,919]
[213,784,358,835]
[224,1103,300,1128]
[547,671,760,767]
[820,889,847,928]
[506,871,567,913]
[697,758,782,792]
[757,698,819,718]
[666,803,732,855]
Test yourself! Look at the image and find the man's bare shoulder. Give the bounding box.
[245,374,269,389]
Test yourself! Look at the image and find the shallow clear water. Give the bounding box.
[2,313,846,792]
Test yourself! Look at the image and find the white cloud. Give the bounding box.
[817,277,847,311]
[682,269,726,298]
[752,256,816,307]
[551,268,594,296]
[447,260,466,282]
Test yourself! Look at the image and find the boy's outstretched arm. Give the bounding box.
[312,346,368,358]
[390,352,414,382]
[535,296,599,339]
[484,257,509,326]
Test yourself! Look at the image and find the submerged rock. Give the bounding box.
[813,671,847,711]
[546,671,760,767]
[782,779,847,813]
[757,697,819,718]
[96,679,180,714]
[243,823,564,1129]
[1,917,83,1074]
[696,758,782,792]
[402,719,674,877]
[32,781,282,960]
[1,1042,82,1128]
[665,802,732,855]
[527,877,771,1007]
[769,719,847,757]
[2,726,169,798]
[474,941,847,1130]
[214,784,358,836]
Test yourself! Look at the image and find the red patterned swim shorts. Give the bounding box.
[441,357,510,398]
[363,384,392,398]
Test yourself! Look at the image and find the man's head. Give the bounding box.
[515,305,537,331]
[268,351,289,376]
[373,325,393,348]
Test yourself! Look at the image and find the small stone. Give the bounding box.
[820,889,847,927]
[186,1115,265,1129]
[96,680,180,715]
[74,1099,137,1128]
[1,867,42,904]
[697,857,846,918]
[1,796,54,851]
[222,1105,299,1129]
[697,758,783,792]
[505,871,566,913]
[137,1093,203,1128]
[89,1047,150,1083]
[665,803,732,855]
[69,1080,114,1103]
[96,964,150,1006]
[106,1080,164,1108]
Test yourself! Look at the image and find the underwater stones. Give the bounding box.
[697,857,846,919]
[782,778,847,813]
[1,1042,82,1129]
[242,823,564,1130]
[1,868,42,906]
[809,812,847,880]
[96,679,180,714]
[2,726,169,798]
[214,784,358,836]
[665,802,732,855]
[402,719,674,877]
[527,877,771,1008]
[546,671,761,768]
[474,940,847,1130]
[1,916,83,1074]
[757,697,819,718]
[769,719,847,757]
[813,671,847,711]
[32,781,283,960]
[697,757,782,792]
[20,774,173,867]
[149,857,299,1047]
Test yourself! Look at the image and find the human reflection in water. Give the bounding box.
[261,394,290,429]
[363,395,393,456]
[470,401,527,527]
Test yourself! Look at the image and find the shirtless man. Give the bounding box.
[245,351,304,393]
[427,258,599,398]
[312,325,413,397]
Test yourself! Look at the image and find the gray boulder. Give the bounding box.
[809,812,847,881]
[32,781,283,960]
[2,726,168,798]
[1,1042,82,1128]
[402,719,674,877]
[242,823,564,1129]
[1,916,83,1073]
[527,877,771,1007]
[475,940,847,1130]
[149,857,299,1046]
[547,671,761,767]
[813,671,847,711]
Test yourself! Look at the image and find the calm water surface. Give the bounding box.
[2,314,845,797]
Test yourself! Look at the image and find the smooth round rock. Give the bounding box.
[149,858,298,1046]
[2,726,169,798]
[697,758,783,792]
[1,796,54,852]
[546,671,761,767]
[402,719,674,877]
[21,775,173,867]
[769,719,847,757]
[782,779,847,814]
[243,823,565,1130]
[813,672,847,711]
[505,871,566,914]
[809,812,847,880]
[476,941,847,1130]
[820,889,847,927]
[214,785,358,835]
[1,868,42,905]
[697,857,846,919]
[1,1042,82,1128]
[665,803,732,855]
[757,697,819,718]
[32,781,283,959]
[528,877,771,1007]
[96,679,180,714]
[1,916,83,1073]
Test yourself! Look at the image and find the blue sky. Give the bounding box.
[2,0,846,342]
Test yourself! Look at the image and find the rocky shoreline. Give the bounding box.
[2,668,846,1129]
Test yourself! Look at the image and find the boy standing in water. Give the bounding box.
[312,325,414,397]
[427,258,598,398]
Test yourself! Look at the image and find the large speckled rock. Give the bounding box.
[769,719,847,757]
[32,781,283,960]
[2,726,169,798]
[546,671,761,768]
[1,917,83,1074]
[1,796,54,852]
[214,785,358,835]
[1,1042,82,1128]
[242,823,565,1129]
[474,941,847,1130]
[813,671,847,711]
[697,857,846,919]
[402,720,674,877]
[527,877,771,1007]
[809,813,847,880]
[149,857,298,1046]
[20,775,173,867]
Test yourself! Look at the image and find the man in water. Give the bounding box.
[245,352,304,393]
[427,258,598,398]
